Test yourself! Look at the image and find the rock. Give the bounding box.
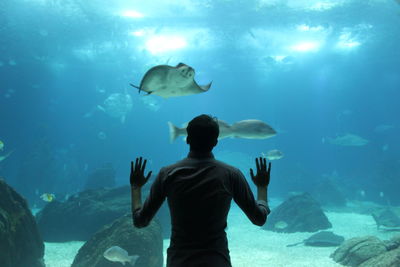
[0,179,45,267]
[36,185,172,242]
[310,179,347,207]
[84,163,116,190]
[71,213,163,267]
[36,186,131,241]
[390,234,400,246]
[359,246,400,267]
[331,236,387,266]
[263,192,332,233]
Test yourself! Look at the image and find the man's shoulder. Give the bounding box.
[213,159,243,174]
[160,158,190,171]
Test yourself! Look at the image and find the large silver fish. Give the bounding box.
[131,63,212,98]
[168,119,276,143]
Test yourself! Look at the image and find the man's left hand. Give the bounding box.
[130,157,152,188]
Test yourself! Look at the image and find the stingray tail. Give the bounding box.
[286,242,303,247]
[129,83,141,93]
[168,122,182,143]
[371,213,380,230]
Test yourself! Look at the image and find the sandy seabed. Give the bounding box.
[43,206,395,267]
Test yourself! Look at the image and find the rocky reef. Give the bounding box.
[331,234,400,267]
[0,179,44,267]
[36,185,171,241]
[72,213,163,267]
[36,186,131,241]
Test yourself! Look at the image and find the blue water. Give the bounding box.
[1,0,400,240]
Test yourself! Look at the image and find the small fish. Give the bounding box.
[98,131,107,140]
[275,221,288,229]
[0,140,3,150]
[103,246,139,266]
[0,150,13,162]
[359,190,366,197]
[40,193,55,202]
[324,133,369,146]
[374,124,395,133]
[262,149,284,160]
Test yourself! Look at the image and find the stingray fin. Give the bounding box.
[129,83,141,93]
[176,62,187,68]
[199,81,212,92]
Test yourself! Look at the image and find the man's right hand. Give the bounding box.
[250,157,271,188]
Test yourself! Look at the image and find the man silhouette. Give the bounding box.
[131,114,271,267]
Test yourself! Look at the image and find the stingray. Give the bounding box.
[286,231,345,247]
[372,208,400,231]
[130,63,212,98]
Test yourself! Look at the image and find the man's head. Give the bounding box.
[186,114,219,152]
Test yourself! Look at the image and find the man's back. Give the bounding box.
[134,151,269,267]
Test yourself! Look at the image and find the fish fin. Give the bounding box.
[168,122,181,143]
[129,83,141,93]
[286,242,303,247]
[129,255,139,266]
[199,81,212,92]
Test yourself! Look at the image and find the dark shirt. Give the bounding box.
[133,151,270,267]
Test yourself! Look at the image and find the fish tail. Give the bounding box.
[129,255,139,266]
[168,122,181,143]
